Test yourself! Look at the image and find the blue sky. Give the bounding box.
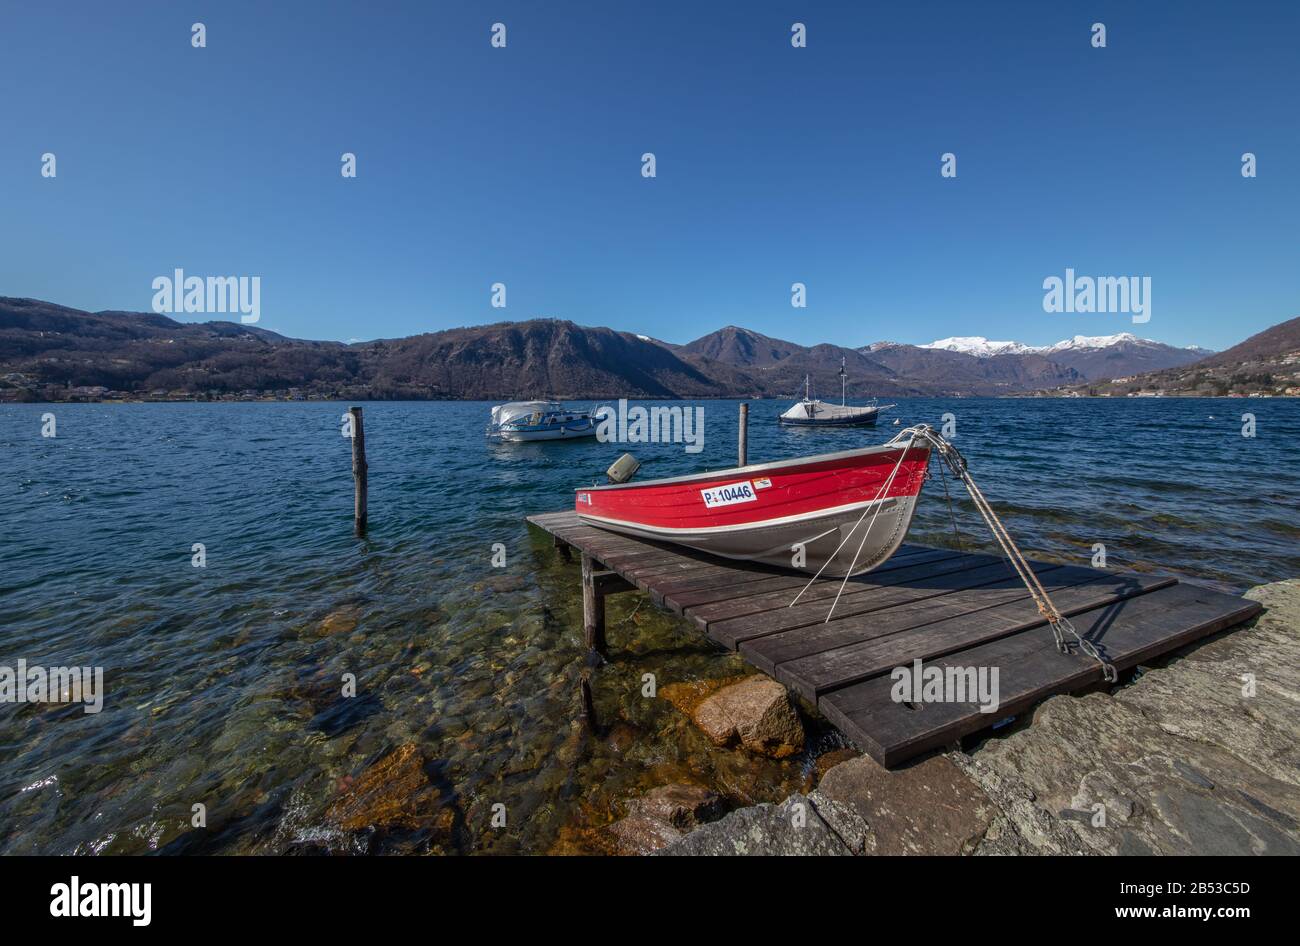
[1,1,1295,351]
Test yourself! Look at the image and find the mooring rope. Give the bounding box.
[787,431,920,612]
[822,430,922,622]
[892,425,1118,682]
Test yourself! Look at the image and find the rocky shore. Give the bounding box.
[653,578,1300,856]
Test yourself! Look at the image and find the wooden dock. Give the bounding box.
[527,510,1263,766]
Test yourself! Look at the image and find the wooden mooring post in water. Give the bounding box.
[578,550,634,658]
[350,406,368,537]
[738,402,748,465]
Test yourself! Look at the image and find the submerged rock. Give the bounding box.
[600,783,724,855]
[658,675,748,717]
[326,743,436,832]
[316,605,362,637]
[627,783,723,830]
[691,675,805,758]
[604,813,685,855]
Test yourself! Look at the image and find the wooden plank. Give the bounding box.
[530,511,965,612]
[743,564,1082,679]
[707,557,1050,649]
[650,545,956,605]
[672,549,980,620]
[821,583,1263,765]
[681,545,982,628]
[767,570,1176,699]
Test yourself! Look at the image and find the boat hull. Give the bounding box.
[496,423,597,442]
[575,442,930,576]
[778,409,879,428]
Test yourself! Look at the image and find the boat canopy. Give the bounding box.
[490,401,562,427]
[779,399,878,422]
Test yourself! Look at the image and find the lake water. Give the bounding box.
[2,398,1297,854]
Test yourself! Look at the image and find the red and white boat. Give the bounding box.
[575,434,932,577]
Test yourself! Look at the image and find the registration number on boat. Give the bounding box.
[700,480,758,508]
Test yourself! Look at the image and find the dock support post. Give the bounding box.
[578,673,597,732]
[738,402,748,466]
[554,536,572,562]
[350,406,368,537]
[580,553,607,656]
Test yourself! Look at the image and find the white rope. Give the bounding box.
[822,431,920,622]
[788,431,919,609]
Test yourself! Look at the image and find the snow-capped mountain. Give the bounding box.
[922,332,1175,357]
[913,332,1214,379]
[920,336,1038,357]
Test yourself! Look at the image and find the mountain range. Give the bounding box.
[0,295,1235,402]
[1050,316,1300,398]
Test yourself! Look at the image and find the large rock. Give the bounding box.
[657,794,862,856]
[816,754,997,855]
[690,675,805,758]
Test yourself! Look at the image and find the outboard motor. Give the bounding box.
[606,453,640,484]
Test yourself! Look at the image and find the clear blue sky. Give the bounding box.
[2,1,1295,351]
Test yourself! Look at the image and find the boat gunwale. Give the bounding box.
[576,441,930,492]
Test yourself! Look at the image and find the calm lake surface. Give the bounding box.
[2,398,1297,854]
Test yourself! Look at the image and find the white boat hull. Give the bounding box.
[497,425,598,442]
[579,494,923,577]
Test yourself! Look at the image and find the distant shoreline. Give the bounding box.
[3,393,1295,406]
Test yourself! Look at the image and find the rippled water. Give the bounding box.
[1,398,1297,854]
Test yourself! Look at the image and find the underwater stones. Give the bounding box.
[658,675,748,717]
[604,721,639,754]
[600,783,724,855]
[326,743,436,832]
[627,783,723,830]
[690,675,805,758]
[604,813,686,855]
[316,605,361,636]
[484,573,527,595]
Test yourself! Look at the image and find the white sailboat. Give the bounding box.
[778,359,892,427]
